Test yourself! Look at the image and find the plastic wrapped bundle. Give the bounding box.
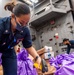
[50,53,74,75]
[17,48,38,75]
[55,60,74,75]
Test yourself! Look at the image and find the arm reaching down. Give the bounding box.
[26,46,41,65]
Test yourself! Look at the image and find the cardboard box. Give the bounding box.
[44,52,54,59]
[37,48,45,55]
[40,51,54,59]
[37,47,55,75]
[37,60,56,75]
[44,46,53,52]
[37,47,54,59]
[37,46,53,55]
[0,65,3,75]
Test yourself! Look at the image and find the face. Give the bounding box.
[63,41,69,45]
[15,14,30,27]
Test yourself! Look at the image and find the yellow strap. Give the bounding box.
[34,63,42,70]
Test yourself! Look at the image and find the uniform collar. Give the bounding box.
[3,17,11,34]
[2,17,24,35]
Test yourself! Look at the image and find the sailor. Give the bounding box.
[0,2,41,75]
[63,38,74,54]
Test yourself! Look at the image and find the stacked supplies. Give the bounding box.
[37,46,54,59]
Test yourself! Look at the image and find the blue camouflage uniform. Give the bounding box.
[0,17,32,75]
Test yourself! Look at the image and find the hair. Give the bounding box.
[4,2,30,17]
[63,38,69,43]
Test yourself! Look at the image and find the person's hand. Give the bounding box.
[35,56,42,69]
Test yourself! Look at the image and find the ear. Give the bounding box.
[11,13,15,18]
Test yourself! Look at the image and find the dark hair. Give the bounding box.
[63,38,69,42]
[4,2,30,17]
[4,2,15,12]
